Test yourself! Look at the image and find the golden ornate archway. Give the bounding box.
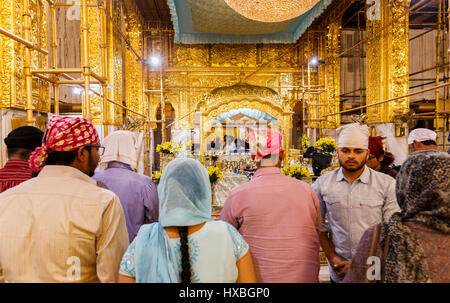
[199,84,293,164]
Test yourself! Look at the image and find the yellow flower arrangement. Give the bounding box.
[313,137,337,153]
[301,135,310,149]
[156,141,182,155]
[282,164,312,180]
[151,170,162,184]
[207,166,223,185]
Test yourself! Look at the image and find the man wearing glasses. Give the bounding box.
[0,115,129,283]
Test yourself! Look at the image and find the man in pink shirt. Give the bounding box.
[220,129,322,282]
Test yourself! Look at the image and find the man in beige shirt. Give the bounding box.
[0,115,129,282]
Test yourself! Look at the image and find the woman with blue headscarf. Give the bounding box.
[117,158,256,283]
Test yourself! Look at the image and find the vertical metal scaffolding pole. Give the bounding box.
[23,0,34,125]
[81,0,91,120]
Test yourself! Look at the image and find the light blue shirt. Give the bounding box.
[312,166,400,282]
[119,221,249,282]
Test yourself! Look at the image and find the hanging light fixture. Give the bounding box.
[223,0,320,23]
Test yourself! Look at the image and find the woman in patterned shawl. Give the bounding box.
[344,150,449,283]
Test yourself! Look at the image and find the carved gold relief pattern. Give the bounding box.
[366,0,410,124]
[0,0,15,109]
[386,0,410,122]
[366,16,382,123]
[13,0,26,109]
[171,44,209,67]
[211,44,257,67]
[124,1,143,119]
[325,20,341,128]
[260,44,296,67]
[107,0,124,126]
[88,6,102,124]
[0,0,50,112]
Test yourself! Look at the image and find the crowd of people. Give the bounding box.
[0,115,448,283]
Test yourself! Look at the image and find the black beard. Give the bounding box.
[339,159,366,172]
[87,152,98,177]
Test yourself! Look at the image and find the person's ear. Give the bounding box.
[76,146,88,163]
[378,154,384,162]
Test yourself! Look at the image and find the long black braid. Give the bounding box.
[177,226,191,283]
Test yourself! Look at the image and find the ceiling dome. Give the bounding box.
[224,0,320,23]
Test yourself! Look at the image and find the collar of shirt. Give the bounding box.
[2,159,31,171]
[37,165,96,185]
[253,166,282,179]
[106,161,133,171]
[336,166,370,184]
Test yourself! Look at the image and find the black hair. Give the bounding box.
[7,147,33,160]
[44,150,78,166]
[44,146,92,166]
[420,140,437,146]
[177,226,191,283]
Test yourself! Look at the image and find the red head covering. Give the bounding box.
[29,115,100,172]
[248,128,283,159]
[368,136,384,157]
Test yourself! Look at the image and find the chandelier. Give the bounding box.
[224,0,320,23]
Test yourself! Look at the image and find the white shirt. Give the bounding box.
[0,165,129,283]
[312,166,400,282]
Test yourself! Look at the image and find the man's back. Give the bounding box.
[0,165,129,282]
[0,159,33,193]
[220,167,322,282]
[93,166,159,242]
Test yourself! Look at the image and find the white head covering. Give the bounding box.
[336,123,370,149]
[99,130,138,170]
[407,128,437,145]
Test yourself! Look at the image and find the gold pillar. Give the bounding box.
[124,1,144,118]
[325,19,341,129]
[81,0,91,120]
[107,0,123,126]
[1,0,22,110]
[85,4,103,124]
[366,0,410,124]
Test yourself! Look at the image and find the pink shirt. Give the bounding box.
[220,167,322,283]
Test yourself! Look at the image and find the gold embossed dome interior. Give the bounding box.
[224,0,320,23]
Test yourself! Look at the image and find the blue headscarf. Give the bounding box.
[134,158,212,282]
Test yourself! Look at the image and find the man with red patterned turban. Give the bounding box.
[220,128,322,283]
[367,136,398,178]
[0,115,129,282]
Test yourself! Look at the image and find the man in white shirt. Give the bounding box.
[0,115,129,282]
[312,123,400,283]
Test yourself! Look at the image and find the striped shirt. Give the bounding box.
[0,160,33,193]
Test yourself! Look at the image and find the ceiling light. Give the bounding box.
[224,0,319,23]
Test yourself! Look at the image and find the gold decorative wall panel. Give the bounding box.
[366,0,410,124]
[325,20,341,128]
[88,6,102,124]
[124,0,143,118]
[107,0,124,126]
[0,0,50,112]
[171,44,209,67]
[211,44,257,67]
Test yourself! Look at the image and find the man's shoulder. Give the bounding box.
[314,168,339,184]
[370,168,396,185]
